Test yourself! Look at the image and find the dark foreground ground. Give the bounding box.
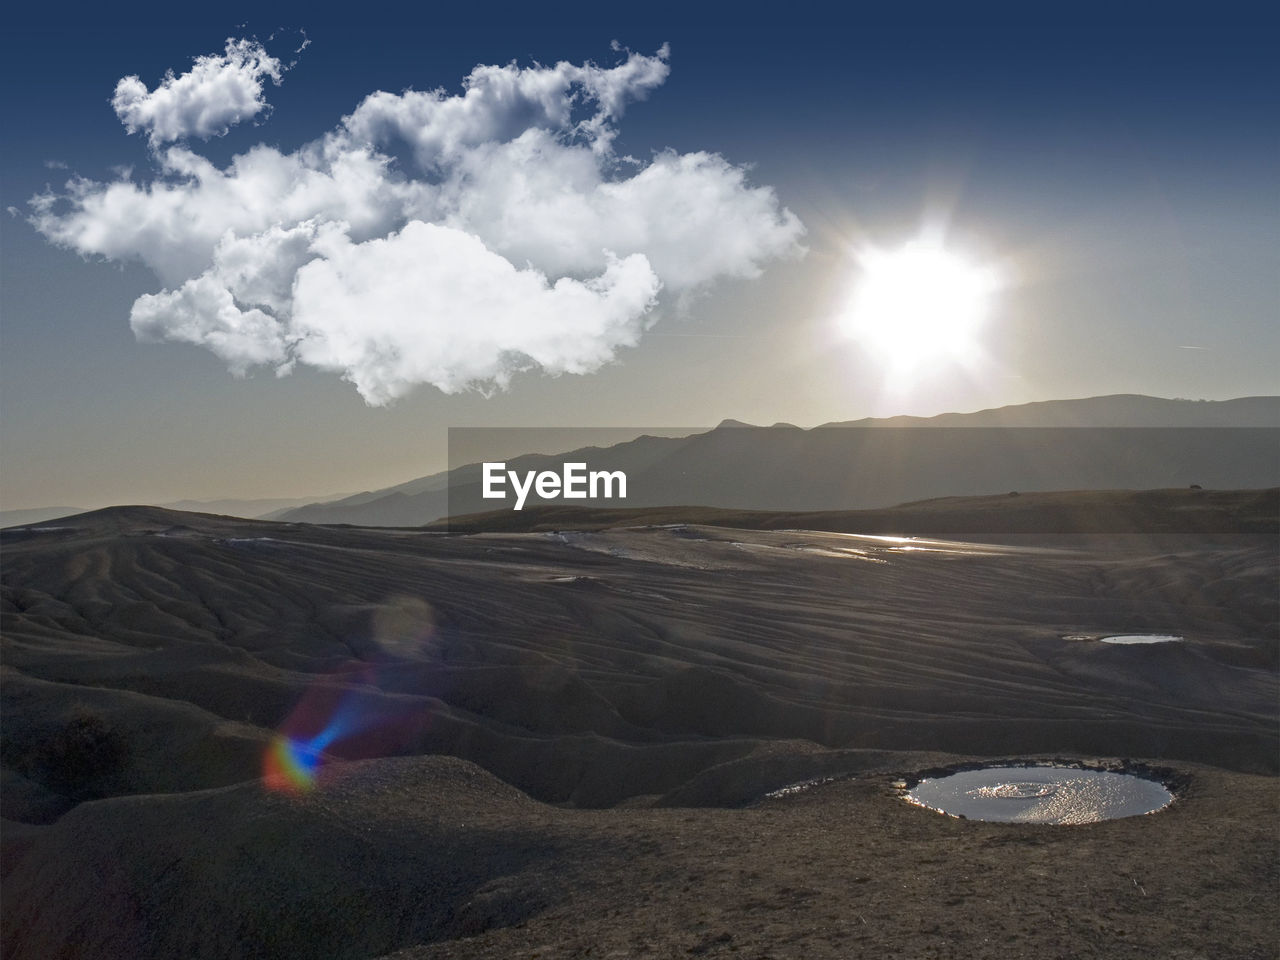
[1,493,1276,957]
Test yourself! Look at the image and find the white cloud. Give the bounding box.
[29,144,430,286]
[30,41,804,405]
[112,38,285,145]
[441,136,802,290]
[341,44,670,163]
[292,222,661,404]
[130,274,288,374]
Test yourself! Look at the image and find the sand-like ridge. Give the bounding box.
[1,504,1276,957]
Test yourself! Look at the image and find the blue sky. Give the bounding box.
[2,5,1276,509]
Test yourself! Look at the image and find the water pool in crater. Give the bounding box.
[1062,633,1185,645]
[1098,634,1184,645]
[905,765,1173,824]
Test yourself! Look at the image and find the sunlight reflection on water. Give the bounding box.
[1099,634,1184,645]
[906,766,1173,824]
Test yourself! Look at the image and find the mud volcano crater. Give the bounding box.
[901,759,1183,824]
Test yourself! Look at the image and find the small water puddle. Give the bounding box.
[905,765,1173,824]
[1099,634,1184,645]
[1063,633,1185,645]
[760,775,842,800]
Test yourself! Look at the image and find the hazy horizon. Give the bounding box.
[3,393,1275,517]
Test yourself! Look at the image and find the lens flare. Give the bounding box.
[264,735,324,793]
[262,596,441,794]
[262,680,374,793]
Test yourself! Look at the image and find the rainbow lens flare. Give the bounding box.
[262,674,379,792]
[264,734,324,793]
[262,599,440,794]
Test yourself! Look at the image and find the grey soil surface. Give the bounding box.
[1,499,1276,958]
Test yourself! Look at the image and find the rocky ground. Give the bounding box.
[2,499,1276,957]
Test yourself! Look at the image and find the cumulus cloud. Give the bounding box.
[112,38,285,145]
[30,40,804,404]
[291,223,661,404]
[131,274,289,374]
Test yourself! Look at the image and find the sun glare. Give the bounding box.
[840,239,1000,371]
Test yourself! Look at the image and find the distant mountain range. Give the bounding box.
[270,395,1279,528]
[816,394,1280,429]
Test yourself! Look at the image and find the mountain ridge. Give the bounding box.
[271,395,1278,527]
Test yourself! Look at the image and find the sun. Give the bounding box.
[839,239,1000,371]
